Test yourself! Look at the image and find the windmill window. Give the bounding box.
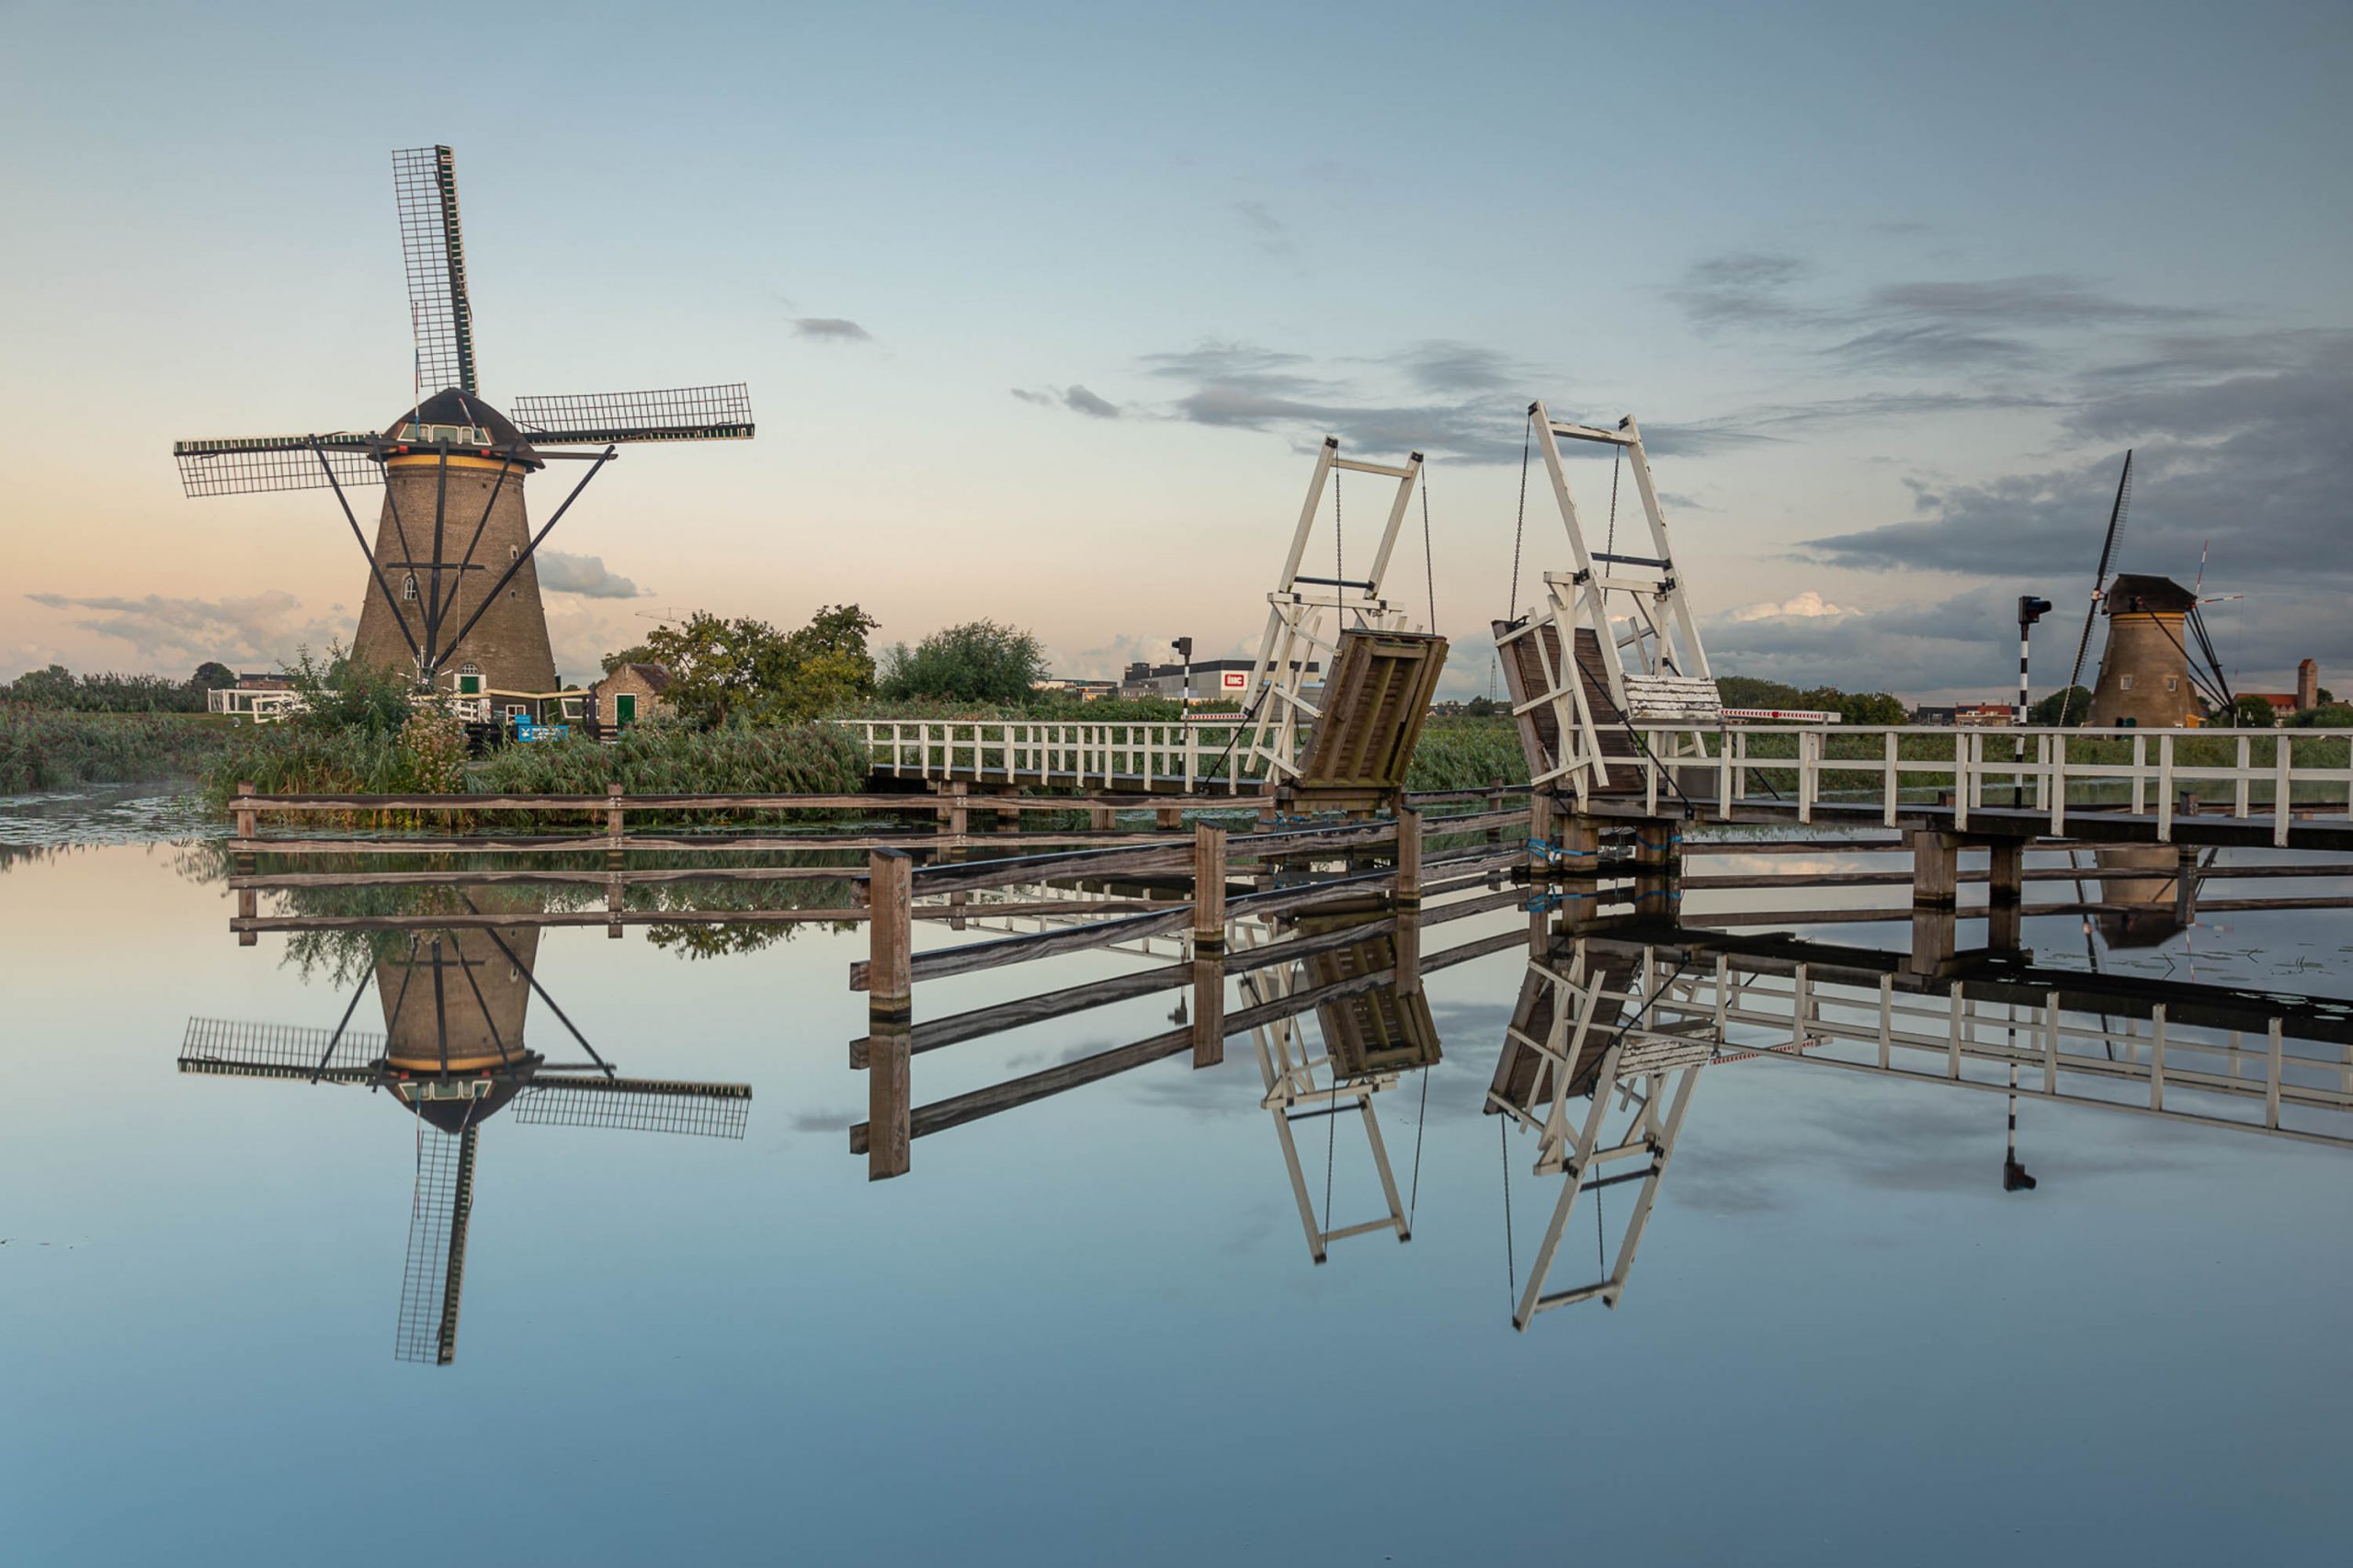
[2120,674,2135,691]
[2165,676,2179,692]
[509,545,519,561]
[402,572,418,601]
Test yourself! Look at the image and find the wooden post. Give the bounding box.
[2175,845,2200,926]
[1910,829,1959,908]
[947,781,968,838]
[1485,778,1505,843]
[607,874,625,939]
[1907,908,1959,979]
[235,884,257,947]
[866,1022,912,1180]
[867,848,914,1023]
[1090,804,1116,833]
[1394,805,1422,907]
[234,780,257,845]
[1556,812,1602,932]
[1190,956,1225,1068]
[1193,821,1228,955]
[1631,819,1678,919]
[1395,907,1423,996]
[1986,838,2024,951]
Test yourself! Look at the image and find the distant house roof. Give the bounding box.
[594,661,673,693]
[2246,692,2297,710]
[2104,574,2198,615]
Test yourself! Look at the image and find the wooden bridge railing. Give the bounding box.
[1606,723,2353,844]
[837,717,1305,789]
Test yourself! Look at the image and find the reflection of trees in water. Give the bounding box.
[177,844,863,974]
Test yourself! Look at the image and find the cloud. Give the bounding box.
[1863,275,2203,329]
[1730,590,1858,623]
[1391,339,1529,393]
[1671,253,1817,331]
[534,551,647,599]
[1800,332,2353,594]
[22,589,343,671]
[792,316,873,343]
[1013,384,1121,419]
[1233,199,1291,256]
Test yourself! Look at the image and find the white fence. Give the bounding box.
[1619,723,2353,845]
[840,718,1278,790]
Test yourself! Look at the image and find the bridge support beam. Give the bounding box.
[1190,956,1225,1069]
[864,847,915,1179]
[1192,821,1228,956]
[1911,830,1960,908]
[1631,819,1680,920]
[1556,812,1603,932]
[1394,805,1422,907]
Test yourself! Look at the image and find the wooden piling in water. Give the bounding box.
[1193,821,1228,955]
[1395,805,1423,907]
[1911,829,1959,909]
[1190,957,1225,1068]
[867,848,914,1022]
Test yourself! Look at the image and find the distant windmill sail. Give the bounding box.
[2058,451,2132,727]
[393,145,477,400]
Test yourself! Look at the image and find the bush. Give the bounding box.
[878,619,1049,704]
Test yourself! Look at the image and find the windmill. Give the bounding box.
[171,145,755,717]
[178,912,750,1366]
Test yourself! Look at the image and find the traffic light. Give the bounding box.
[1172,637,1193,662]
[2018,596,2053,626]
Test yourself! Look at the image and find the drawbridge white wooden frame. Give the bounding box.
[1497,403,1719,806]
[1241,949,1414,1263]
[1488,943,1708,1328]
[1242,437,1427,785]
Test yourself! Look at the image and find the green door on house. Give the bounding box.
[615,694,637,728]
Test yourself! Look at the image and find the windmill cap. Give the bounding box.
[2102,574,2197,614]
[383,389,544,467]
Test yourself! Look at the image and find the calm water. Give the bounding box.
[5,791,2350,1565]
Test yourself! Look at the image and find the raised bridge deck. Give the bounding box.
[840,717,1283,795]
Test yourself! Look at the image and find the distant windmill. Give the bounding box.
[178,915,749,1366]
[2059,454,2236,728]
[171,145,755,714]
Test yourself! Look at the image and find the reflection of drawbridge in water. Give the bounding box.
[178,913,749,1365]
[1491,922,2353,1330]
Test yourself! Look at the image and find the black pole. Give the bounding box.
[309,967,377,1084]
[422,444,451,672]
[460,894,614,1076]
[438,447,615,660]
[313,441,423,667]
[443,452,517,616]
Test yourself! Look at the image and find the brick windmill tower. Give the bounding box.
[172,146,754,715]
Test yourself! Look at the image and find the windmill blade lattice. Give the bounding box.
[178,1016,383,1083]
[512,1075,752,1138]
[509,384,756,445]
[395,1122,478,1367]
[171,435,382,498]
[392,144,477,399]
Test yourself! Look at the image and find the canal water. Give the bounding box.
[4,790,2349,1564]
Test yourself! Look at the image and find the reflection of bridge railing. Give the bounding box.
[1603,722,2353,845]
[840,717,1307,790]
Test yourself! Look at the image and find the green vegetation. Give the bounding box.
[1,661,236,713]
[0,705,239,793]
[1716,676,1907,725]
[641,605,881,726]
[878,619,1050,704]
[1402,716,1527,790]
[2028,686,2096,726]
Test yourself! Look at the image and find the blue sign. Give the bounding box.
[514,721,569,743]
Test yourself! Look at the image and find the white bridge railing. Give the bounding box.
[1619,723,2353,844]
[840,718,1285,790]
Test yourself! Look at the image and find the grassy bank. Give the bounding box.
[0,705,240,794]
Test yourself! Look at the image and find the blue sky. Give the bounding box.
[2,0,2347,699]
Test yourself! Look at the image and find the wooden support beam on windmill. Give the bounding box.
[1493,404,1721,812]
[1239,437,1449,817]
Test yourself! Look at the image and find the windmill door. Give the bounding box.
[615,694,638,728]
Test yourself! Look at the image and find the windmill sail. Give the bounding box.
[392,145,477,399]
[509,385,755,444]
[2059,451,2132,726]
[395,1121,479,1367]
[511,1075,752,1137]
[177,1016,384,1083]
[170,434,382,497]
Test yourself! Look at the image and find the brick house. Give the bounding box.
[589,662,674,731]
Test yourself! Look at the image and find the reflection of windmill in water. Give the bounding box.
[179,909,749,1365]
[171,144,754,714]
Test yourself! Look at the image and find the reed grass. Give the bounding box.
[0,705,240,794]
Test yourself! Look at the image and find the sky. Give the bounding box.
[2,0,2347,701]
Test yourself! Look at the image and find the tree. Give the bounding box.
[2289,701,2353,729]
[2231,694,2280,729]
[639,604,882,727]
[2029,687,2095,726]
[599,643,655,676]
[1834,691,1907,726]
[191,661,237,691]
[879,619,1049,704]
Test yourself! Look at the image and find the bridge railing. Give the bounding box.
[1620,723,2353,842]
[841,717,1296,790]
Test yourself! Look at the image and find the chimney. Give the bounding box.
[2297,658,2319,711]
